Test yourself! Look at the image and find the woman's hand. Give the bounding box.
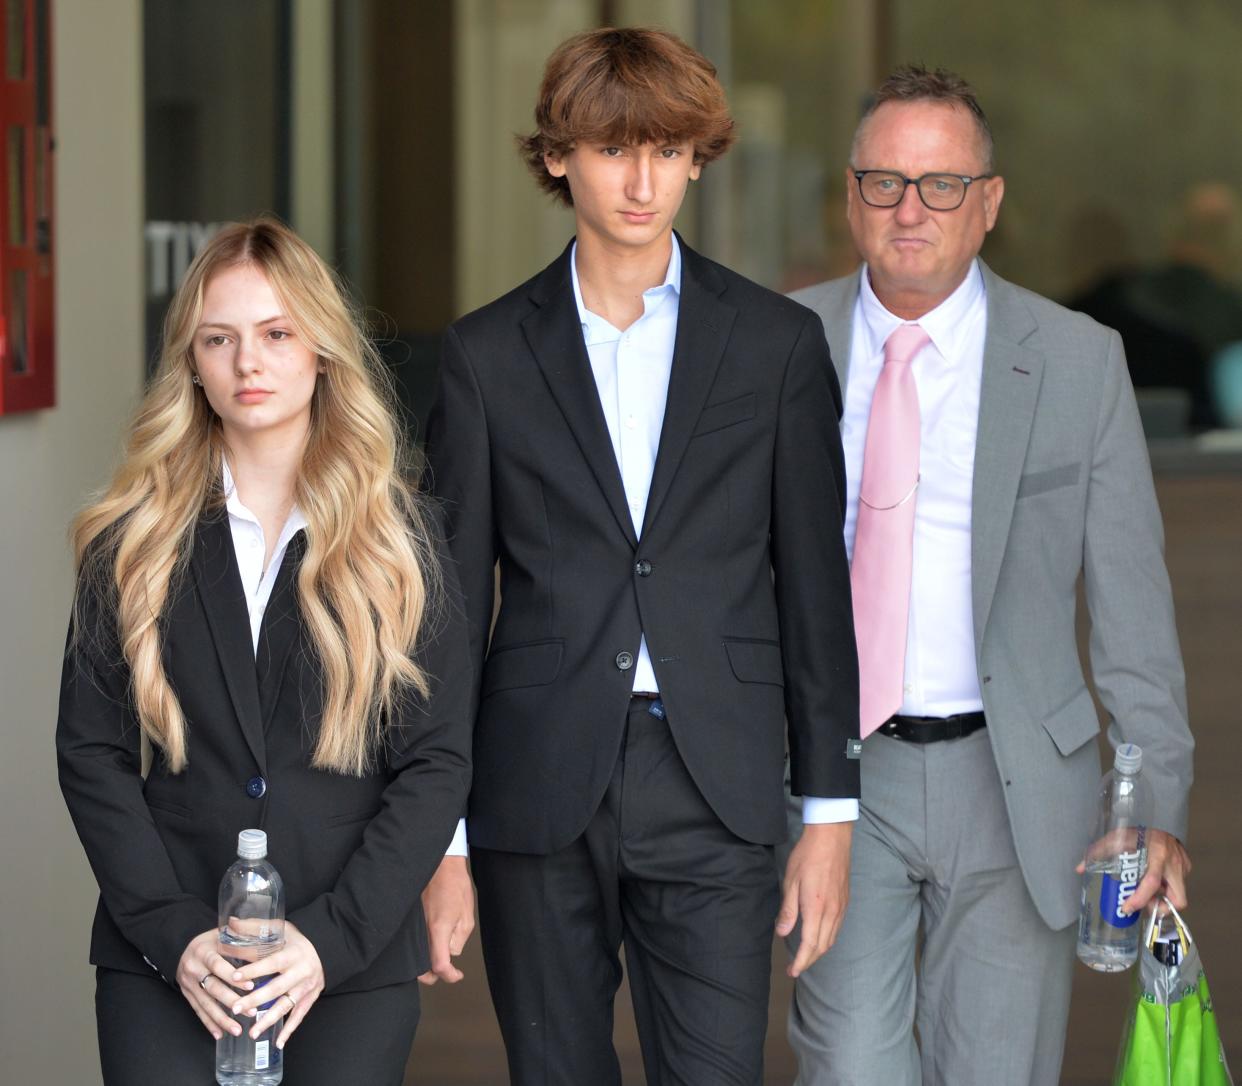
[227,920,326,1050]
[176,928,254,1040]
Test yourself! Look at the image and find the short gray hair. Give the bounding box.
[851,64,994,173]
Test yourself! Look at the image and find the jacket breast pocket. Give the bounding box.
[692,393,756,438]
[1017,462,1081,500]
[1041,685,1100,755]
[723,638,784,686]
[482,639,564,698]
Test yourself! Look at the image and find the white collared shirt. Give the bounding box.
[570,236,680,696]
[572,238,854,824]
[223,458,309,655]
[841,260,987,717]
[223,459,469,855]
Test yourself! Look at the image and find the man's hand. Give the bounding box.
[1127,829,1190,914]
[418,855,475,986]
[1075,828,1191,914]
[776,821,852,978]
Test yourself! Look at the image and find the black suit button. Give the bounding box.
[635,559,652,577]
[615,651,634,671]
[245,776,267,799]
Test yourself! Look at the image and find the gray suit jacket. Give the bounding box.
[792,262,1193,929]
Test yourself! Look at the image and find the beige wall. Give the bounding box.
[452,0,695,315]
[0,2,144,1082]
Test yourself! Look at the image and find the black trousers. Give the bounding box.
[472,698,780,1086]
[95,967,420,1085]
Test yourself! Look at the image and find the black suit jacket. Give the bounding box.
[56,510,473,993]
[424,237,859,853]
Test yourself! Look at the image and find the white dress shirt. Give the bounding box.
[841,261,987,718]
[223,459,308,654]
[223,459,469,856]
[572,238,854,824]
[570,238,679,696]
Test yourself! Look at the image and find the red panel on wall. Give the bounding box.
[0,0,53,415]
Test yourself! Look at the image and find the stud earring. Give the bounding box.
[191,374,202,386]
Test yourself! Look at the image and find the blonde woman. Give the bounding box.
[57,217,472,1085]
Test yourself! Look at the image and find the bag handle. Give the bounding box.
[1142,894,1192,951]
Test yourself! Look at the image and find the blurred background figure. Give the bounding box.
[1065,203,1215,433]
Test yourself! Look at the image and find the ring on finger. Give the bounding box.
[199,973,211,989]
[285,991,298,1010]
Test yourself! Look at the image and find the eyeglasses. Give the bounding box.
[853,170,992,211]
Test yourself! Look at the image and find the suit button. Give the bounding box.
[615,651,634,671]
[245,776,267,799]
[635,559,652,577]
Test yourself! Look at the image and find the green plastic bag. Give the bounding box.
[1114,899,1233,1085]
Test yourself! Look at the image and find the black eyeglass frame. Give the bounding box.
[852,169,994,211]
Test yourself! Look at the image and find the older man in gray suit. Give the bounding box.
[780,66,1194,1086]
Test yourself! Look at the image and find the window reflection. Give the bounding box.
[5,0,24,80]
[8,125,24,247]
[9,268,27,374]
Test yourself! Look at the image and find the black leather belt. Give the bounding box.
[878,711,986,743]
[630,691,661,700]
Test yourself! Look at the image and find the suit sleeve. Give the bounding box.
[421,323,497,701]
[55,575,217,986]
[772,309,861,800]
[288,512,475,988]
[1083,329,1194,839]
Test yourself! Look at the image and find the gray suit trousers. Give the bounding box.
[780,730,1076,1086]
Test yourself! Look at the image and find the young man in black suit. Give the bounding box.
[422,27,860,1084]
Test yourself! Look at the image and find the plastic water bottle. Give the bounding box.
[1076,744,1152,971]
[215,829,284,1085]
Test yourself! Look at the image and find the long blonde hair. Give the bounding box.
[73,216,438,776]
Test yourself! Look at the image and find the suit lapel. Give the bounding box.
[971,263,1045,643]
[190,513,267,772]
[522,244,639,549]
[256,530,305,730]
[641,240,737,535]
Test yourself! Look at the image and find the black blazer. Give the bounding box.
[56,510,473,994]
[424,237,859,853]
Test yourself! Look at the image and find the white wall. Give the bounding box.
[0,2,144,1082]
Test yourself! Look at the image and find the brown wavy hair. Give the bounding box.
[519,26,736,206]
[73,216,439,776]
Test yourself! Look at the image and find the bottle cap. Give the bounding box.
[1113,743,1142,775]
[237,829,268,859]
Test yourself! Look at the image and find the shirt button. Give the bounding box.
[615,651,634,671]
[625,416,636,430]
[635,560,652,577]
[245,776,267,799]
[903,683,913,694]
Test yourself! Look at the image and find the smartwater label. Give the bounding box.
[1099,848,1142,928]
[255,1041,270,1071]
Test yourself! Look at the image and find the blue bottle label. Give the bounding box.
[1099,846,1143,928]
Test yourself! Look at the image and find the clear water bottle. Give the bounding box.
[216,829,284,1085]
[1076,743,1152,972]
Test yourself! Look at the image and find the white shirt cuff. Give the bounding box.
[443,817,469,857]
[802,797,860,823]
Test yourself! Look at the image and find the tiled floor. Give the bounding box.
[407,474,1241,1084]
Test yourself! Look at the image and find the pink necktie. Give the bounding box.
[852,323,930,738]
